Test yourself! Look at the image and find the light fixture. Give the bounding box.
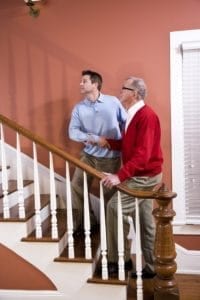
[24,0,42,18]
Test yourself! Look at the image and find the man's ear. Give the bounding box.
[94,82,99,89]
[133,90,137,98]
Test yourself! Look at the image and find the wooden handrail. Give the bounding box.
[0,113,180,298]
[0,114,176,200]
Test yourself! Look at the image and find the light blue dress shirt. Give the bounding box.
[68,93,127,158]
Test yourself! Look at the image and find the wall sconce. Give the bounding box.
[24,0,42,18]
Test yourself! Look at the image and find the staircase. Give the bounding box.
[0,113,190,300]
[0,150,127,300]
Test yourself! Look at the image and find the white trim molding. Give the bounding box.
[170,29,200,225]
[176,243,200,275]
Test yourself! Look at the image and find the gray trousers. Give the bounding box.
[106,173,162,273]
[71,152,121,229]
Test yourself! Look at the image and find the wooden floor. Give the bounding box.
[127,274,200,300]
[177,274,200,300]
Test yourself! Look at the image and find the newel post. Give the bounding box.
[153,187,180,300]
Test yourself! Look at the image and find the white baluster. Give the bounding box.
[127,216,136,255]
[100,182,108,280]
[33,142,42,238]
[49,152,58,239]
[83,171,91,259]
[66,161,74,258]
[16,133,25,218]
[0,124,9,218]
[135,197,143,300]
[117,191,125,281]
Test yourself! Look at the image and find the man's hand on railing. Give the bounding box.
[101,173,120,189]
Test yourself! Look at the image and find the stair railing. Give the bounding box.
[66,161,74,258]
[16,132,25,219]
[0,123,9,218]
[0,114,180,299]
[33,141,42,238]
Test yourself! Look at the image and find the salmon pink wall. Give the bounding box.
[0,0,200,186]
[0,243,56,290]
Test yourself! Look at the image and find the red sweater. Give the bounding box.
[107,105,163,182]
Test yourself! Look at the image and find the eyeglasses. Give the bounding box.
[122,86,135,91]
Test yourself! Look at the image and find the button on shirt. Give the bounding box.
[68,93,127,158]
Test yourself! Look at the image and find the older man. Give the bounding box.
[101,76,163,278]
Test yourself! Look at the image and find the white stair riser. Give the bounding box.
[0,222,28,247]
[0,202,65,257]
[0,183,34,211]
[0,203,51,244]
[26,203,51,235]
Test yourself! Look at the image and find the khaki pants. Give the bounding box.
[71,152,121,229]
[106,173,162,273]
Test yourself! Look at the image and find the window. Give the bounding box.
[170,29,200,225]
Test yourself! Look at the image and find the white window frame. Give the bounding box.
[170,29,200,225]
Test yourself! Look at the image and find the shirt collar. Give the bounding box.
[127,99,145,117]
[98,93,104,102]
[84,92,104,104]
[125,100,145,132]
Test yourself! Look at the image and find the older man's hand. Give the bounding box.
[101,173,120,189]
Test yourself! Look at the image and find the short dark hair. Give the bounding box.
[82,70,103,91]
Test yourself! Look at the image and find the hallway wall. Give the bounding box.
[0,243,56,290]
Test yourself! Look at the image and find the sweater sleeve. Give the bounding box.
[107,138,122,151]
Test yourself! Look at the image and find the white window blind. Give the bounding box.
[182,41,200,224]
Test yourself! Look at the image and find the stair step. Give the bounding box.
[0,194,50,221]
[87,256,129,285]
[0,179,33,197]
[21,209,67,242]
[88,276,128,286]
[54,226,100,262]
[127,275,154,299]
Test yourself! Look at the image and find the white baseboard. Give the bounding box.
[0,290,64,299]
[173,224,200,235]
[176,243,200,274]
